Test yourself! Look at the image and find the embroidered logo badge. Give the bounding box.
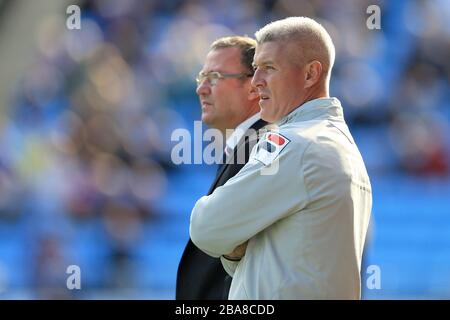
[253,132,290,166]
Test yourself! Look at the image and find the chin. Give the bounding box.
[201,114,212,124]
[260,112,275,123]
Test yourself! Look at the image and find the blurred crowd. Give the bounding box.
[0,0,449,298]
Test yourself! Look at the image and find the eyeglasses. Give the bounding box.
[196,71,253,86]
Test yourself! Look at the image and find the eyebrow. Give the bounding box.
[200,70,224,74]
[253,60,275,68]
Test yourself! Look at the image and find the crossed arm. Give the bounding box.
[190,146,308,259]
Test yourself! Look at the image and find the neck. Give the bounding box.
[302,83,329,106]
[216,104,260,140]
[216,126,237,144]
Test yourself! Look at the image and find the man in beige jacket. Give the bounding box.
[190,17,372,299]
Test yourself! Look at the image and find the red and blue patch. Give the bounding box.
[254,132,290,165]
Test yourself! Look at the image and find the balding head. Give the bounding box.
[255,17,335,84]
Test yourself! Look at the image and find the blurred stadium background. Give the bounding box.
[0,0,449,299]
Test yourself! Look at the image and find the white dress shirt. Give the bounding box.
[225,112,261,156]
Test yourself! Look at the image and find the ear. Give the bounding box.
[304,60,322,89]
[248,83,259,101]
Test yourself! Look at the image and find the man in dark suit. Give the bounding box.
[176,36,267,299]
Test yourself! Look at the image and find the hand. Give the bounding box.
[223,241,248,261]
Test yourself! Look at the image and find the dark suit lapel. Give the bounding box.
[207,119,267,194]
[233,119,267,158]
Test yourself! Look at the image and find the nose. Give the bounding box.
[251,68,265,88]
[196,79,211,96]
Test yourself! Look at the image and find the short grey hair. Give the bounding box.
[255,17,335,78]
